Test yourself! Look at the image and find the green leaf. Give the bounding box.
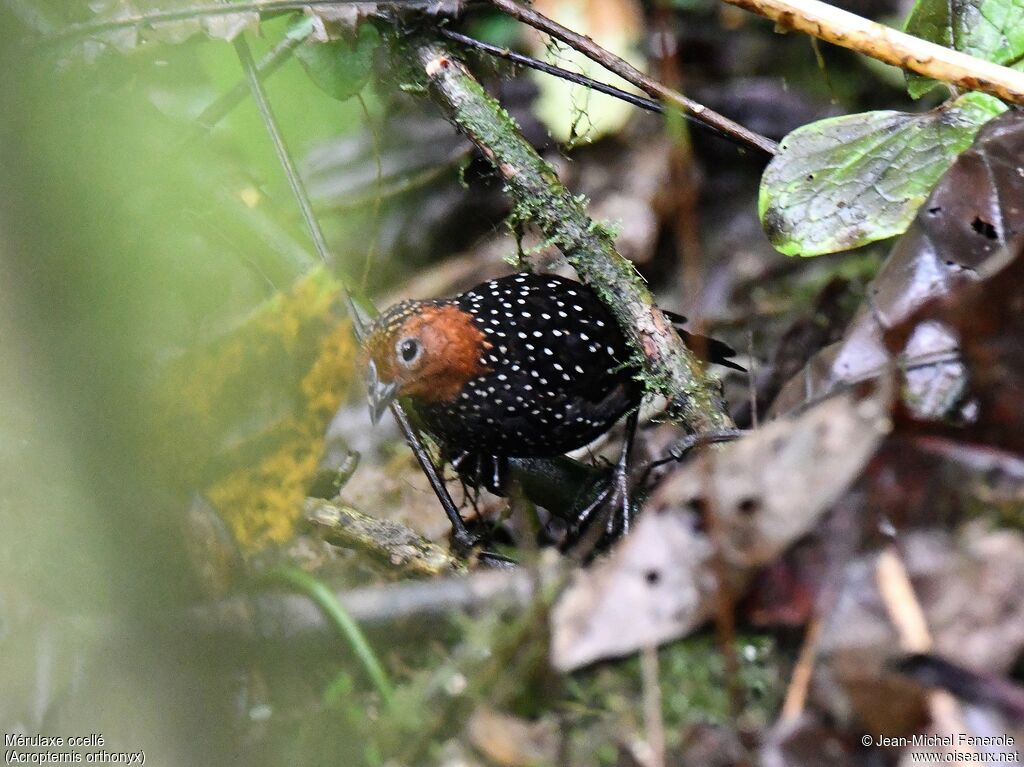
[758,92,1006,257]
[903,0,1024,97]
[294,22,380,102]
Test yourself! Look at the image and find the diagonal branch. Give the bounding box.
[487,0,780,156]
[407,39,732,431]
[438,28,664,115]
[439,28,775,154]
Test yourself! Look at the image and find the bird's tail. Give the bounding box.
[663,310,745,372]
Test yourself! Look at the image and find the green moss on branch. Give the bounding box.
[403,40,730,431]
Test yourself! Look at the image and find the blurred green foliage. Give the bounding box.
[295,20,381,102]
[0,10,376,761]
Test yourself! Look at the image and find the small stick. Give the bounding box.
[640,645,666,767]
[234,34,474,551]
[438,27,767,154]
[875,547,970,745]
[439,28,665,115]
[717,0,1024,106]
[779,615,822,723]
[875,547,930,653]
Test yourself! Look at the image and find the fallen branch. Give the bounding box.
[408,40,732,431]
[188,568,536,642]
[716,0,1024,106]
[306,497,464,576]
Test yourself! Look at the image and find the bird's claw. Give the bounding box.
[450,527,519,568]
[451,527,483,554]
[558,409,640,555]
[561,461,636,553]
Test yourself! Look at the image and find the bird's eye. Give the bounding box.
[397,338,421,365]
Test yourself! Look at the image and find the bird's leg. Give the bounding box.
[447,451,522,559]
[562,409,639,551]
[486,454,509,496]
[451,451,477,512]
[470,453,483,510]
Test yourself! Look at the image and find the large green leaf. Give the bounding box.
[758,92,1006,257]
[903,0,1024,97]
[294,22,380,102]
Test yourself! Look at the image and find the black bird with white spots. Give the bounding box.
[364,273,739,461]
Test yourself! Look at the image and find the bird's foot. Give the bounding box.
[448,524,518,566]
[559,460,637,555]
[557,409,640,556]
[450,526,482,554]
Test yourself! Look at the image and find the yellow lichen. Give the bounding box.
[302,319,360,419]
[154,267,365,552]
[207,314,361,551]
[208,431,325,550]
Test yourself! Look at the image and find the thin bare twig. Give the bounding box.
[875,547,970,744]
[486,0,780,156]
[779,615,822,723]
[875,547,931,653]
[440,29,771,154]
[233,33,476,551]
[715,0,1024,106]
[190,18,313,139]
[439,28,661,113]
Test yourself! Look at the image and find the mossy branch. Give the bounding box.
[404,40,732,432]
[305,497,464,576]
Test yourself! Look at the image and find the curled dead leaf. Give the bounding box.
[551,389,890,671]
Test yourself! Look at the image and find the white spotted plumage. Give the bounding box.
[416,273,640,457]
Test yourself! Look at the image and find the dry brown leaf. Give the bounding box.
[818,528,1024,735]
[465,707,560,767]
[551,505,716,671]
[652,389,891,570]
[551,390,891,670]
